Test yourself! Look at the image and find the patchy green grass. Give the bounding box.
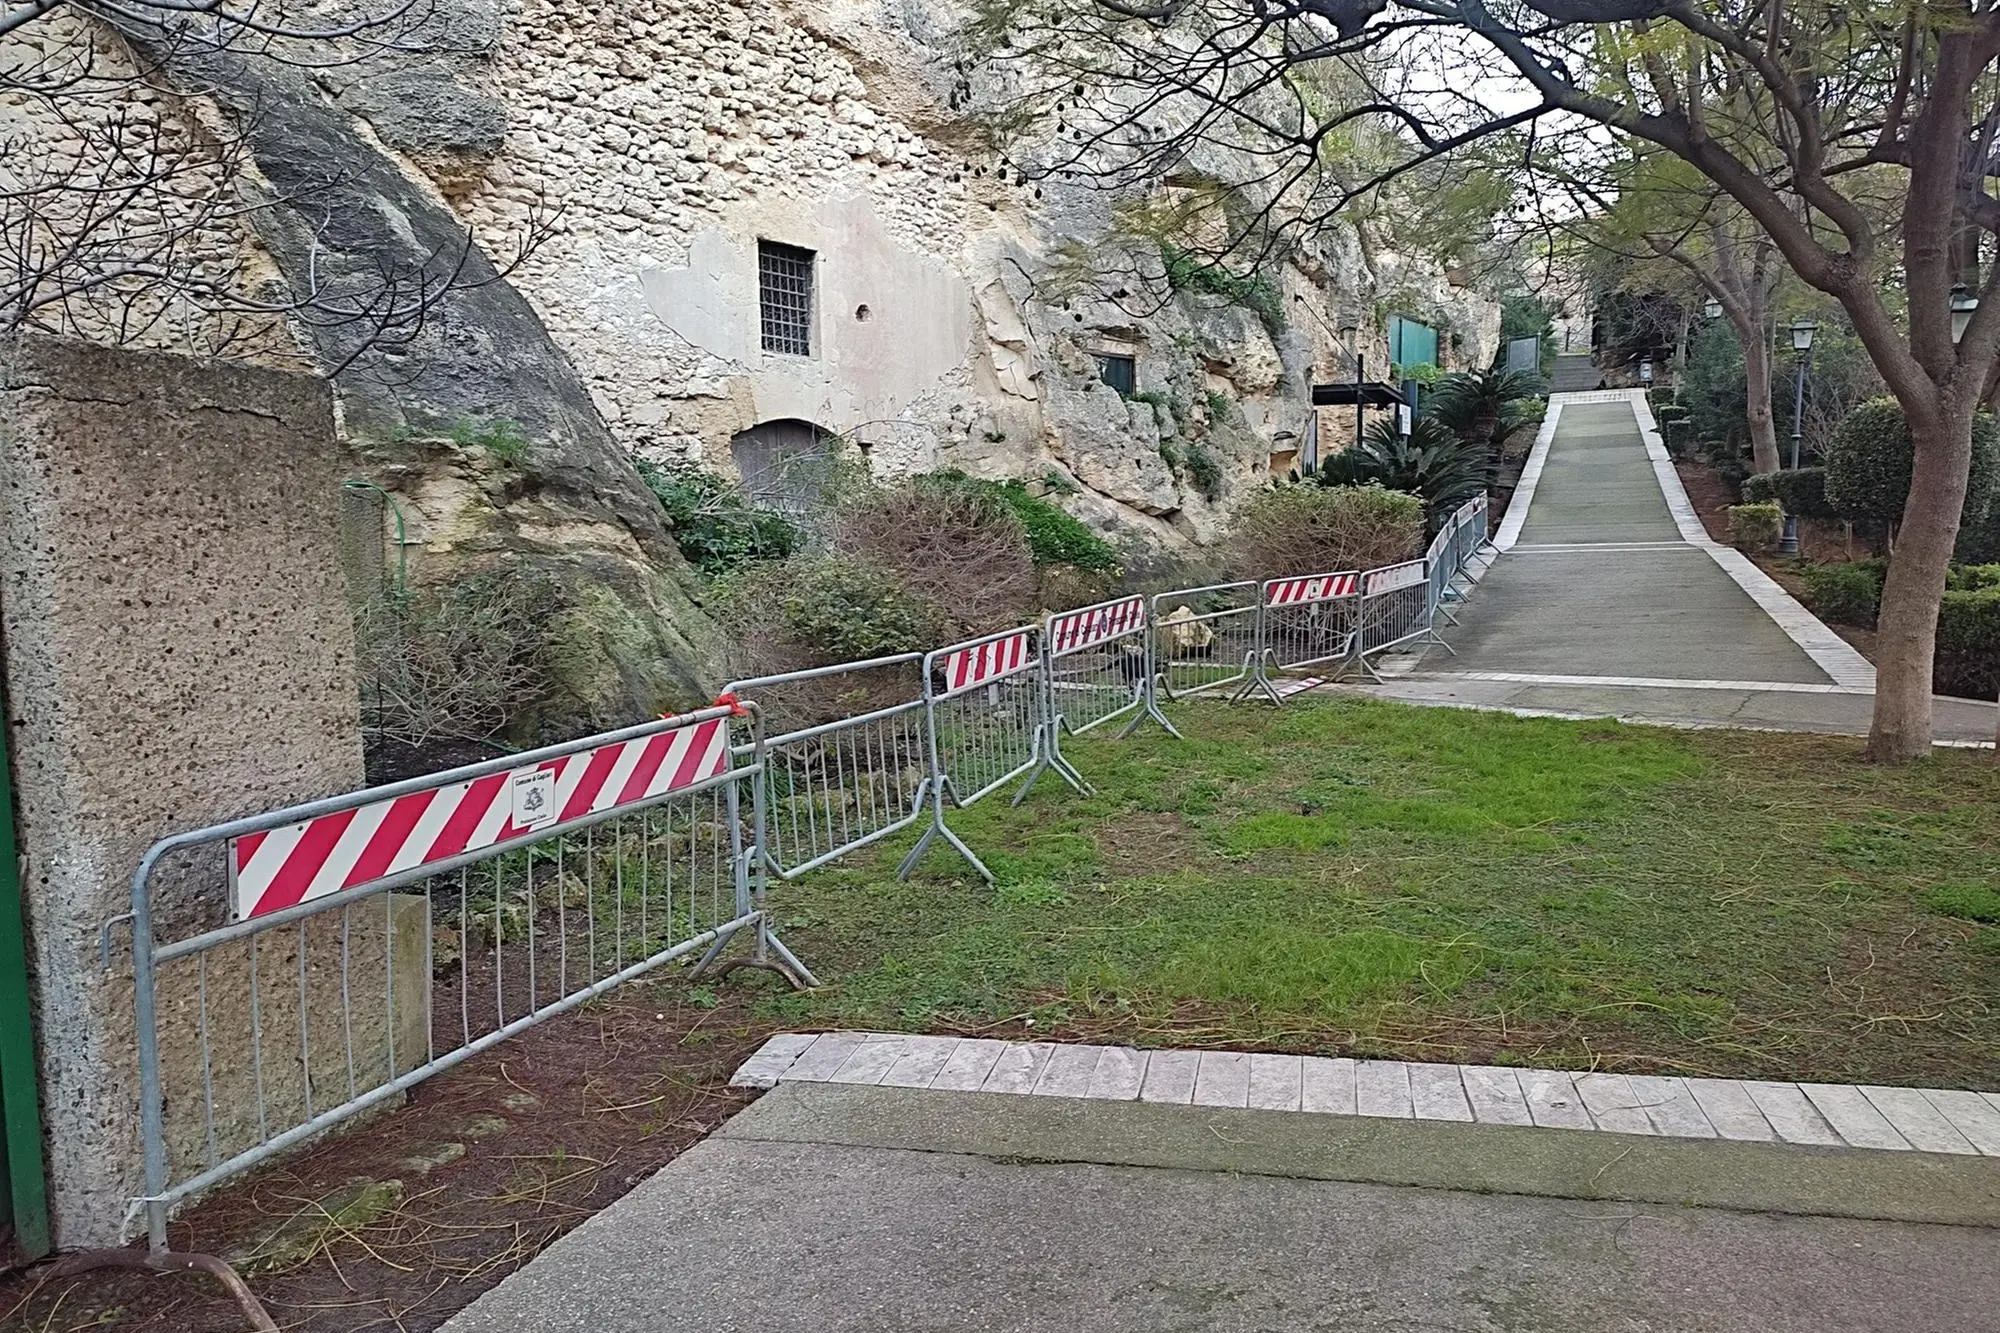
[756,699,2000,1089]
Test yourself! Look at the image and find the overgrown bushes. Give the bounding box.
[637,458,797,575]
[356,573,563,749]
[994,480,1120,572]
[712,467,1128,679]
[1229,483,1424,578]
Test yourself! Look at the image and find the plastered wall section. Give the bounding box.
[0,335,371,1247]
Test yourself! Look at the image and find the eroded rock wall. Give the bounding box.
[454,0,1502,548]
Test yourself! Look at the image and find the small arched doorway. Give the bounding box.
[729,418,833,514]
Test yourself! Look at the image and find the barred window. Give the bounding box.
[1095,353,1136,397]
[758,241,816,356]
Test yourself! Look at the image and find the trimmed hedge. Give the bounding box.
[1802,560,1885,628]
[1824,398,1999,525]
[1799,558,2000,697]
[1938,586,2000,698]
[1728,502,1782,549]
[1741,467,1835,520]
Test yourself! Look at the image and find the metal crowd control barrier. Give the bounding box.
[1041,593,1179,755]
[1150,581,1260,705]
[1351,558,1433,678]
[724,655,930,880]
[897,625,1082,882]
[1246,570,1360,704]
[106,702,789,1252]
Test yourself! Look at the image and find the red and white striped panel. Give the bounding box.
[230,717,730,921]
[1047,597,1146,655]
[1363,560,1427,596]
[939,631,1033,694]
[1263,572,1359,607]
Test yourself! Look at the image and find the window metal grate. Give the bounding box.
[758,241,816,356]
[1095,353,1136,397]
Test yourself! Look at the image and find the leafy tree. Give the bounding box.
[1499,294,1557,372]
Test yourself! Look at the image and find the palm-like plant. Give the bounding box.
[1427,367,1546,456]
[1311,417,1489,520]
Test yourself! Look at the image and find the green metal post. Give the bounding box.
[0,665,50,1259]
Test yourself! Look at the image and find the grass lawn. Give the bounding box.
[753,698,2000,1090]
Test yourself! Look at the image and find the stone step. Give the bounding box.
[732,1031,2000,1157]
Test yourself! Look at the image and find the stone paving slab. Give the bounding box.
[734,1032,2000,1158]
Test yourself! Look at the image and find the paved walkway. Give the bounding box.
[440,1047,2000,1333]
[1362,391,1999,745]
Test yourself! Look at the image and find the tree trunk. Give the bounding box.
[1866,406,1976,762]
[1742,331,1781,475]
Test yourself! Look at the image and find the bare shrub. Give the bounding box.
[1229,484,1424,578]
[356,574,561,749]
[822,471,1038,639]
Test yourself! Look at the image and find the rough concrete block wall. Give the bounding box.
[0,334,368,1247]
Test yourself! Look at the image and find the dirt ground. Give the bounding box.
[0,978,790,1333]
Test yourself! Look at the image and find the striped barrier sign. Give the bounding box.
[230,716,730,920]
[938,631,1033,694]
[1363,560,1428,595]
[1047,597,1146,655]
[1264,572,1359,606]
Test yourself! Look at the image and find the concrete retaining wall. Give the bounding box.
[0,334,373,1247]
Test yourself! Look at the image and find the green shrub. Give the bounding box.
[1947,563,2000,592]
[770,555,946,662]
[1654,403,1691,425]
[994,481,1119,572]
[1824,398,2000,526]
[1230,483,1424,577]
[1801,560,1885,628]
[1727,502,1783,549]
[635,459,798,576]
[1937,585,2000,698]
[1160,244,1285,330]
[1204,389,1234,422]
[1182,440,1224,502]
[1741,467,1835,520]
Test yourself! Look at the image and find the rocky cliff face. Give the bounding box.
[114,12,729,733]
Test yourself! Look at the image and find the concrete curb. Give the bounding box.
[723,1082,2000,1229]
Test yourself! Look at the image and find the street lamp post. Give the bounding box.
[1780,318,1817,556]
[1339,321,1363,450]
[1951,283,1979,344]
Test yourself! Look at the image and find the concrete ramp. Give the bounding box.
[440,1079,2000,1333]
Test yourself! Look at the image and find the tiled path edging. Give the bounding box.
[733,1032,2000,1156]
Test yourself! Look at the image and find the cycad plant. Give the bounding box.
[1311,417,1489,522]
[1427,367,1545,459]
